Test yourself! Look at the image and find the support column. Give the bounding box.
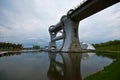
[49,26,57,49]
[61,16,82,52]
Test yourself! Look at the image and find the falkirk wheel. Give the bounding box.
[49,10,82,52]
[48,0,120,52]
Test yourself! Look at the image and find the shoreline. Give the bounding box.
[0,49,120,54]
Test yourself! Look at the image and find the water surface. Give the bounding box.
[0,52,114,80]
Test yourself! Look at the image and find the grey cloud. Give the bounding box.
[0,0,120,46]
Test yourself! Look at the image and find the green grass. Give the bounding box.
[84,45,120,80]
[84,51,120,80]
[95,45,120,51]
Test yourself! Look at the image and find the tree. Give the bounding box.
[33,45,40,49]
[0,42,23,50]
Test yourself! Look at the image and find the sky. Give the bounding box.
[0,0,120,47]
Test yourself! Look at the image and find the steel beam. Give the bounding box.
[52,35,64,41]
[49,22,62,33]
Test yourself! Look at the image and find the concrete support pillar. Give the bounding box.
[49,26,57,49]
[61,16,82,51]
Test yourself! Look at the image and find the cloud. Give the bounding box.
[0,0,81,45]
[0,0,120,46]
[79,2,120,43]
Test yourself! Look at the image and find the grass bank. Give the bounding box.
[84,52,120,80]
[93,40,120,51]
[84,40,120,80]
[95,45,120,51]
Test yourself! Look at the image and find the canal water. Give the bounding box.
[0,52,114,80]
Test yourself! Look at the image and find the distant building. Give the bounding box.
[80,42,95,50]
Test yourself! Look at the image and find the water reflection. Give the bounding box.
[48,52,82,80]
[47,52,114,80]
[0,52,21,57]
[0,52,114,80]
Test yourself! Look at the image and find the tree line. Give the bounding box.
[93,40,120,47]
[0,42,23,50]
[33,45,40,49]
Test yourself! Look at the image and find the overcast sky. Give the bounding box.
[0,0,120,47]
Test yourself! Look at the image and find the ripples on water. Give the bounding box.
[0,52,114,80]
